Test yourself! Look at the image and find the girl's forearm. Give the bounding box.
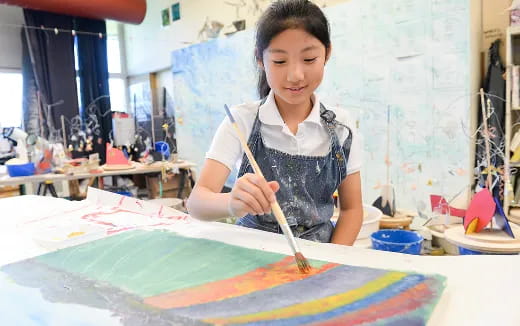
[186,187,233,221]
[331,208,363,245]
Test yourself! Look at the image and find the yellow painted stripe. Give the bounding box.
[204,271,407,325]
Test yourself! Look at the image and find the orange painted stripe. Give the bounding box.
[144,257,338,309]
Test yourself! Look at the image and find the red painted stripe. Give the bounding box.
[308,282,433,326]
[145,257,338,309]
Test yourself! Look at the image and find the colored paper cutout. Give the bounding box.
[430,194,466,218]
[106,143,130,166]
[465,218,479,235]
[493,197,515,238]
[1,230,446,325]
[463,189,496,233]
[36,148,53,174]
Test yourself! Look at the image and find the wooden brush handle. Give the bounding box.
[230,123,293,228]
[271,200,289,226]
[231,124,263,175]
[272,200,300,253]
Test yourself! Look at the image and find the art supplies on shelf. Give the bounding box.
[104,143,134,171]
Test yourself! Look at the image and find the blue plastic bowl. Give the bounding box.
[458,247,483,255]
[371,229,423,255]
[115,191,133,197]
[6,163,36,177]
[154,141,170,160]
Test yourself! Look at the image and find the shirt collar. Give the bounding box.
[258,90,322,126]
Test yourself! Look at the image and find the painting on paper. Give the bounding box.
[0,230,445,325]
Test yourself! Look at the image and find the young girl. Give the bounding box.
[187,0,363,245]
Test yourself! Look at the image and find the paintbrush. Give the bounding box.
[224,104,311,274]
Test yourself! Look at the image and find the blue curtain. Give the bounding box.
[74,18,111,164]
[22,9,79,140]
[21,28,40,135]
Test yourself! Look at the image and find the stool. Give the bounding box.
[37,180,58,197]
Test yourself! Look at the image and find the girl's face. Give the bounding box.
[261,28,329,107]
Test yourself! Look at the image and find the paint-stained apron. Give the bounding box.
[236,103,352,242]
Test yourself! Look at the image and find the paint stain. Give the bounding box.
[67,232,85,238]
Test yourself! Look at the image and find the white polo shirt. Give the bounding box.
[206,90,362,177]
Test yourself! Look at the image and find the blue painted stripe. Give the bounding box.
[168,265,387,319]
[237,274,429,326]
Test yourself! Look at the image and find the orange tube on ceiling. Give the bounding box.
[1,0,146,24]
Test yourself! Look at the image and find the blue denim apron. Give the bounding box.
[236,102,352,242]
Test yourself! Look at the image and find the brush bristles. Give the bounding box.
[295,252,311,274]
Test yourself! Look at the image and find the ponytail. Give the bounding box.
[257,68,271,98]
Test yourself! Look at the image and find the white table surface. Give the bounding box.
[0,194,518,326]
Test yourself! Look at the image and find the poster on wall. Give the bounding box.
[172,3,181,22]
[161,8,170,27]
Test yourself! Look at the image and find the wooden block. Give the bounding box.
[146,173,193,199]
[0,186,20,198]
[379,216,412,230]
[379,210,413,230]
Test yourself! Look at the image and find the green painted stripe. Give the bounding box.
[35,230,327,297]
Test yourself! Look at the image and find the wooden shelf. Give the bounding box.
[509,216,520,226]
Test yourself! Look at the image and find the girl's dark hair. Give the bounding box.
[255,0,331,98]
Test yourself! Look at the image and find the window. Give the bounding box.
[76,76,82,110]
[108,77,126,112]
[106,21,127,112]
[107,34,122,74]
[0,72,23,128]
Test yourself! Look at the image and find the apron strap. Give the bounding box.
[319,103,350,181]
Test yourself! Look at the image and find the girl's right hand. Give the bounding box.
[229,173,280,217]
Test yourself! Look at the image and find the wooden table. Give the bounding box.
[0,161,196,196]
